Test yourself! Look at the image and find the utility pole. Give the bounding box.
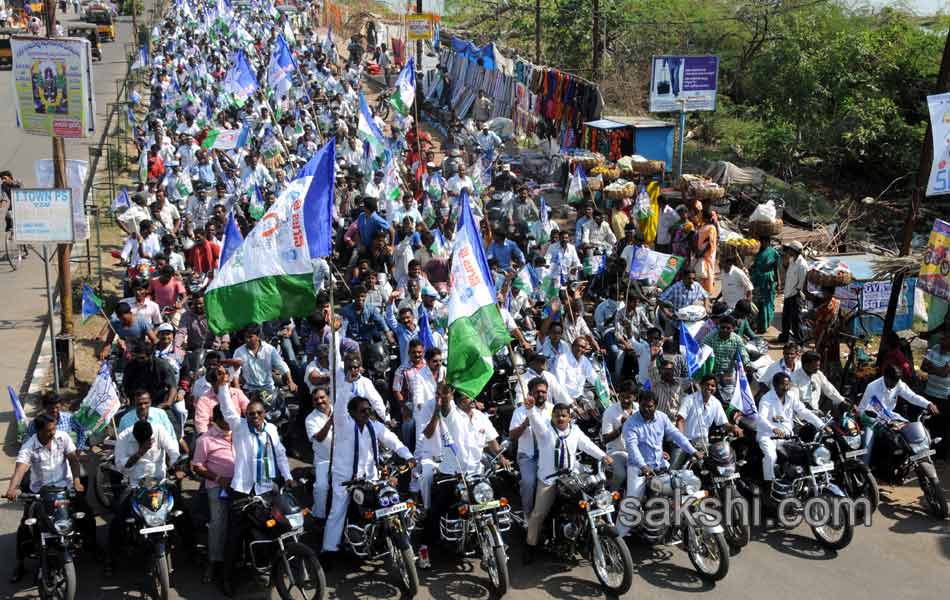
[591,0,601,80]
[882,26,950,337]
[415,0,422,72]
[534,0,541,64]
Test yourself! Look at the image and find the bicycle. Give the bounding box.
[0,200,29,271]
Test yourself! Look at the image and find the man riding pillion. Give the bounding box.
[522,379,612,564]
[857,365,939,466]
[675,375,743,458]
[509,374,555,515]
[756,372,826,488]
[616,390,700,538]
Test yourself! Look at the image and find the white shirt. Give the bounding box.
[446,174,474,196]
[602,402,637,454]
[539,337,570,369]
[114,425,181,482]
[234,341,290,392]
[509,401,554,458]
[759,358,801,388]
[410,367,443,460]
[656,205,679,245]
[438,402,499,475]
[303,359,330,393]
[784,254,809,298]
[218,385,292,494]
[305,409,333,463]
[721,265,753,309]
[677,392,728,443]
[514,368,571,406]
[527,406,605,482]
[620,244,638,271]
[16,432,76,493]
[858,376,930,420]
[545,243,581,279]
[791,367,846,411]
[120,296,163,326]
[333,367,390,423]
[632,339,655,387]
[581,220,617,250]
[756,388,823,438]
[554,351,597,398]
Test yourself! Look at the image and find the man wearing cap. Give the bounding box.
[778,241,807,343]
[117,191,152,235]
[494,162,519,192]
[362,170,384,200]
[475,123,503,154]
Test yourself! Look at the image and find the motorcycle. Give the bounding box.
[540,462,634,595]
[819,408,880,517]
[695,431,750,552]
[124,475,184,600]
[341,457,420,597]
[233,487,328,600]
[18,486,82,600]
[633,460,730,581]
[439,445,514,597]
[865,409,947,519]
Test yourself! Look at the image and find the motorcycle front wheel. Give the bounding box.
[591,529,634,595]
[842,461,880,517]
[272,542,328,600]
[919,464,949,520]
[38,557,76,600]
[151,554,170,600]
[480,526,509,597]
[724,496,750,552]
[385,536,419,598]
[686,526,730,581]
[810,494,854,551]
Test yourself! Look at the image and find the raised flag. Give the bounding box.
[267,34,297,95]
[223,50,259,102]
[206,139,335,334]
[111,188,130,212]
[445,191,512,398]
[390,58,416,116]
[201,125,249,150]
[81,283,102,322]
[131,46,149,70]
[249,185,266,220]
[567,163,587,204]
[357,92,387,161]
[679,321,713,379]
[219,211,244,267]
[418,308,435,351]
[74,363,121,435]
[729,349,757,416]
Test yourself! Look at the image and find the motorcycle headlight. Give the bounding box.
[143,504,170,527]
[812,447,832,466]
[594,490,613,509]
[845,435,862,450]
[910,442,930,454]
[53,519,73,535]
[286,512,304,530]
[716,465,735,476]
[473,482,494,505]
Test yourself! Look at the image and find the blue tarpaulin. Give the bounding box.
[450,36,496,70]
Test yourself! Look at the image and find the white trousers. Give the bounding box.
[312,461,330,519]
[412,458,439,509]
[616,465,646,538]
[758,437,788,481]
[321,481,350,552]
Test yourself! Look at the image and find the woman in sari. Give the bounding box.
[694,206,718,293]
[749,235,780,334]
[809,286,842,370]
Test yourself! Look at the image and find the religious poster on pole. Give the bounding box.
[11,36,95,138]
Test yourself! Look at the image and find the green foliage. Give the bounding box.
[121,0,144,16]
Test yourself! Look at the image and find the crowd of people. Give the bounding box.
[3,0,950,596]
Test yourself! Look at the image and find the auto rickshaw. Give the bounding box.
[0,29,16,69]
[67,22,100,61]
[84,6,115,41]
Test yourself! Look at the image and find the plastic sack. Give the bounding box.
[749,200,777,223]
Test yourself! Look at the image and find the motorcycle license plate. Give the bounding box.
[810,464,834,474]
[713,474,739,483]
[911,449,936,461]
[589,506,614,518]
[139,524,175,535]
[471,500,501,513]
[375,502,408,517]
[844,449,867,459]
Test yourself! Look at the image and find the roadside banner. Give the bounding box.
[919,219,950,301]
[926,93,950,197]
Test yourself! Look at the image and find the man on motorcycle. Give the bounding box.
[539,321,571,368]
[216,375,295,595]
[616,390,699,537]
[232,324,298,396]
[792,351,850,412]
[580,210,617,255]
[857,365,939,466]
[759,341,801,392]
[304,387,334,519]
[553,337,598,407]
[700,316,750,401]
[5,414,87,583]
[601,381,640,491]
[756,372,826,485]
[659,269,708,315]
[514,351,571,407]
[340,285,395,347]
[522,387,611,564]
[510,373,558,515]
[676,375,742,452]
[408,354,447,510]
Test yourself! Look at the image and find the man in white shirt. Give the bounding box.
[858,366,938,465]
[778,241,808,343]
[792,351,849,412]
[232,324,297,395]
[655,197,679,253]
[304,387,333,518]
[411,371,446,511]
[545,230,582,284]
[601,381,639,491]
[120,279,163,326]
[523,395,611,563]
[756,372,825,482]
[475,123,503,153]
[539,322,571,369]
[514,352,572,407]
[6,415,86,582]
[720,254,753,309]
[676,375,741,448]
[510,376,554,515]
[758,342,802,392]
[581,211,617,254]
[218,375,294,594]
[446,162,474,197]
[554,337,598,403]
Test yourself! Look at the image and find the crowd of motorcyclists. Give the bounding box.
[4,0,950,598]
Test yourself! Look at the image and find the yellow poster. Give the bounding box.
[407,14,432,41]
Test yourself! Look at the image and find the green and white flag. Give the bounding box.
[202,126,248,150]
[389,58,416,116]
[74,362,121,436]
[446,191,512,399]
[206,140,336,334]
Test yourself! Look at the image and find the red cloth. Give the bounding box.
[186,241,220,274]
[147,155,166,182]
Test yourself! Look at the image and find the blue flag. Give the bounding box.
[267,34,297,92]
[111,188,130,212]
[81,283,102,322]
[418,308,435,351]
[301,138,336,259]
[219,211,244,267]
[729,349,757,416]
[8,385,25,424]
[224,50,259,100]
[679,321,704,378]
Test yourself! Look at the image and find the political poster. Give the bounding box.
[919,219,950,301]
[649,55,719,113]
[407,15,432,40]
[11,36,94,138]
[927,93,950,197]
[628,246,684,290]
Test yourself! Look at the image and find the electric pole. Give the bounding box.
[534,0,541,64]
[882,25,950,337]
[592,0,601,80]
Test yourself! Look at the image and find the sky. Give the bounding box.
[862,0,946,14]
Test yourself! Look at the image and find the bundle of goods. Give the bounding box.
[590,165,620,182]
[572,151,605,170]
[724,237,761,256]
[677,174,725,200]
[618,155,665,177]
[748,200,783,237]
[586,174,604,191]
[807,258,854,287]
[604,180,637,199]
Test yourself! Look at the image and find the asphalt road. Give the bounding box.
[0,10,948,600]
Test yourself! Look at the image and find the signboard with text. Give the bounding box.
[649,55,719,113]
[407,14,432,40]
[12,188,74,243]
